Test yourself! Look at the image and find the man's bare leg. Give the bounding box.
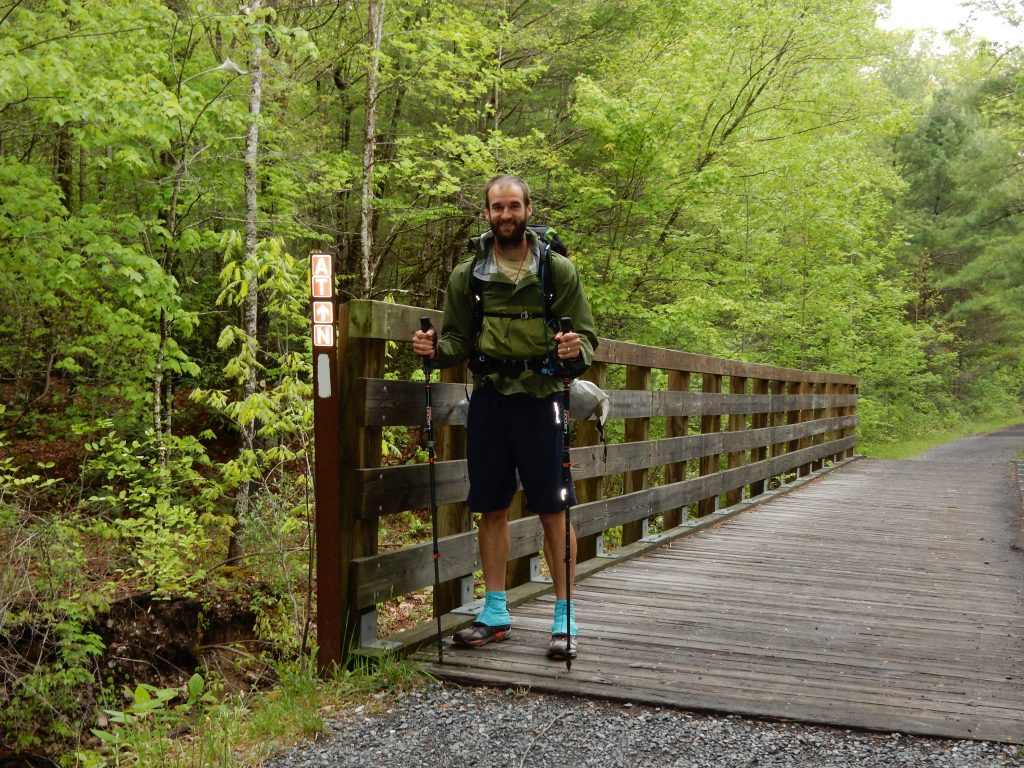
[477,508,510,592]
[453,509,512,647]
[540,511,577,599]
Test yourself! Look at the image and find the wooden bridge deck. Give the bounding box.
[425,458,1024,744]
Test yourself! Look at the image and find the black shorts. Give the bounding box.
[466,384,576,515]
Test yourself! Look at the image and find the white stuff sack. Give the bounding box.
[455,380,608,428]
[569,378,609,425]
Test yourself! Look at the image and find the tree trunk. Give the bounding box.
[227,0,264,566]
[55,127,73,213]
[154,308,167,468]
[359,0,385,298]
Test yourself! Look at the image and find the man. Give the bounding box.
[412,174,597,660]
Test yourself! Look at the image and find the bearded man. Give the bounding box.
[412,174,598,661]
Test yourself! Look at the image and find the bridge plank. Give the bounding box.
[425,458,1024,745]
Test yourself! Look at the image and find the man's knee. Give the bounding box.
[476,509,509,532]
[539,510,566,535]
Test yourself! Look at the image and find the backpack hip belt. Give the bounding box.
[468,351,559,379]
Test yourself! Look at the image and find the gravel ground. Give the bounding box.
[261,426,1024,768]
[262,684,1022,768]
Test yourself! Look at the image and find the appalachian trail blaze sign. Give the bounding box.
[310,253,334,349]
[309,251,344,670]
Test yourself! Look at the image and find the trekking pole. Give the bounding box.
[558,316,574,671]
[420,317,444,663]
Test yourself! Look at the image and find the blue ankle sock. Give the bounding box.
[476,591,510,627]
[551,599,578,636]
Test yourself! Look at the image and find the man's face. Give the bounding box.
[485,183,532,248]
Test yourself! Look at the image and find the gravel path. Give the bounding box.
[262,426,1024,768]
[911,423,1024,463]
[262,684,1022,767]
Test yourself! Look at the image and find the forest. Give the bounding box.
[1,0,1023,762]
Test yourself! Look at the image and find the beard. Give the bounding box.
[490,217,528,248]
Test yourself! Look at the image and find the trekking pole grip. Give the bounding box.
[559,316,573,334]
[419,317,435,372]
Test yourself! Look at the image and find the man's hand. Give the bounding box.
[554,330,581,361]
[412,328,436,359]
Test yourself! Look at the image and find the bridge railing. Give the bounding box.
[314,299,858,669]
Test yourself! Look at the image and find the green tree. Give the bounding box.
[890,42,1024,415]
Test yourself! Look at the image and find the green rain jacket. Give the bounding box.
[434,228,598,398]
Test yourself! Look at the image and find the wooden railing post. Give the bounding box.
[436,363,471,613]
[749,378,770,497]
[798,380,813,477]
[698,372,723,517]
[725,375,747,507]
[825,381,839,464]
[332,302,383,660]
[846,383,858,458]
[663,369,691,528]
[575,362,608,562]
[811,381,826,471]
[784,380,802,480]
[622,364,652,545]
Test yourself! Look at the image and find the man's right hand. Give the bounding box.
[412,329,436,359]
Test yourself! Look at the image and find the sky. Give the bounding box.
[877,0,1023,46]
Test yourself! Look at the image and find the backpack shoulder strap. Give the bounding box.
[468,244,486,343]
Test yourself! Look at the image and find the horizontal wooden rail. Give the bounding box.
[316,299,860,664]
[344,300,859,385]
[358,378,857,427]
[357,415,859,517]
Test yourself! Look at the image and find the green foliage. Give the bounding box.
[75,673,223,767]
[70,654,426,768]
[78,424,226,599]
[193,231,316,647]
[885,40,1024,426]
[0,409,107,750]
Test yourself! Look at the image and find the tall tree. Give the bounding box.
[359,0,386,297]
[226,0,265,564]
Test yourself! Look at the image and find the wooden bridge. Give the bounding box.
[426,454,1024,744]
[312,299,1024,745]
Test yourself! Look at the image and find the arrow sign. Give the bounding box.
[313,301,334,324]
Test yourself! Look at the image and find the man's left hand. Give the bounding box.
[555,331,581,360]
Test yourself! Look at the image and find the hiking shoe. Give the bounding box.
[453,622,512,648]
[546,633,578,661]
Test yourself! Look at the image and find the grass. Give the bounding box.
[71,653,429,767]
[860,414,1024,460]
